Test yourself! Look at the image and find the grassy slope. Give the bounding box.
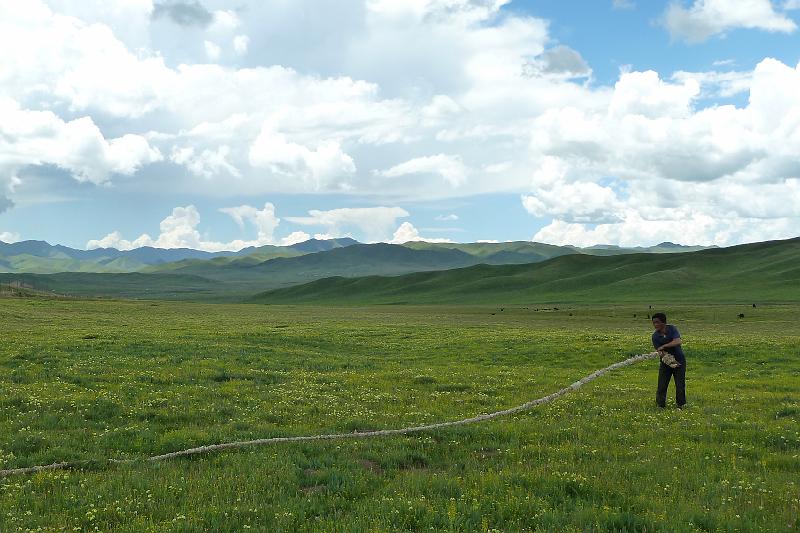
[248,243,479,277]
[254,237,800,304]
[146,243,480,282]
[0,238,707,276]
[0,245,490,301]
[140,249,305,274]
[0,238,360,275]
[1,238,794,303]
[402,241,578,263]
[0,300,797,531]
[0,283,69,299]
[578,243,713,255]
[0,253,142,274]
[140,238,361,276]
[0,272,221,300]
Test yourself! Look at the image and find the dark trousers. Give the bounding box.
[656,361,686,407]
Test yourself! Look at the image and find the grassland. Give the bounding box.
[1,298,798,531]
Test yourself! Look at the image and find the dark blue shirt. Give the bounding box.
[652,325,685,362]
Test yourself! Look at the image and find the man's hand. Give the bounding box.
[659,352,681,368]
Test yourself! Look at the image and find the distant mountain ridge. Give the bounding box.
[132,242,572,295]
[0,237,714,273]
[0,237,790,302]
[579,242,714,254]
[0,237,360,274]
[252,238,800,305]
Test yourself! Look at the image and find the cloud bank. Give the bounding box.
[1,0,798,247]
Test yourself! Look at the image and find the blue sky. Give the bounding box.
[1,0,800,250]
[518,0,800,87]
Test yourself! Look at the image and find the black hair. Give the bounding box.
[652,312,667,323]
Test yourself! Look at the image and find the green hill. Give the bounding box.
[0,273,221,300]
[0,238,738,302]
[136,243,483,294]
[140,249,305,275]
[1,237,712,275]
[0,253,145,274]
[252,237,800,304]
[0,238,361,274]
[401,241,577,264]
[247,243,479,279]
[0,243,482,300]
[0,282,68,299]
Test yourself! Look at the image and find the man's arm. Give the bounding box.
[658,337,682,349]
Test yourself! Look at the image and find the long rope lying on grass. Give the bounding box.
[0,351,661,478]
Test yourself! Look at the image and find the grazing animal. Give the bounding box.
[752,303,757,308]
[738,313,745,319]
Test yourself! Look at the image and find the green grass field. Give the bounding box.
[1,299,798,531]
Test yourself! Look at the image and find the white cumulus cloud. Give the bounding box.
[280,231,312,245]
[218,203,281,246]
[379,154,469,187]
[3,0,800,247]
[663,0,797,43]
[286,207,409,242]
[233,35,250,55]
[533,210,800,248]
[204,40,222,61]
[522,181,624,224]
[0,97,161,188]
[88,203,300,252]
[170,145,240,178]
[249,127,356,190]
[390,221,453,243]
[0,231,21,243]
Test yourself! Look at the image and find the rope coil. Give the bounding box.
[0,351,660,477]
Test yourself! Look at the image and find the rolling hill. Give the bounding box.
[1,236,713,279]
[133,240,716,286]
[0,243,497,300]
[138,242,578,287]
[0,272,223,300]
[251,237,800,304]
[0,237,359,274]
[0,237,728,301]
[0,282,70,299]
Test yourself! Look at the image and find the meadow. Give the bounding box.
[1,299,798,531]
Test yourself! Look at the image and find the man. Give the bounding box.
[651,312,686,408]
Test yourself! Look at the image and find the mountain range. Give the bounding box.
[0,238,710,275]
[1,236,766,303]
[0,238,358,274]
[252,237,800,305]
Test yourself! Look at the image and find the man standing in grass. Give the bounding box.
[652,312,686,409]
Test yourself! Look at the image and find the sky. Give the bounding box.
[1,0,800,251]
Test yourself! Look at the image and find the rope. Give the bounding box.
[0,351,660,477]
